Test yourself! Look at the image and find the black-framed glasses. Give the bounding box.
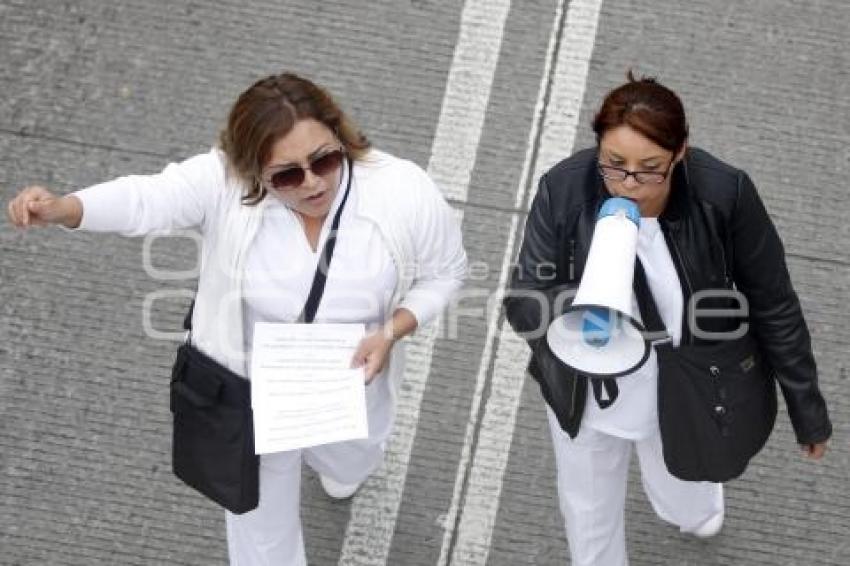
[597,159,673,185]
[262,148,345,191]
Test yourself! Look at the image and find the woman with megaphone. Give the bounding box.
[504,71,831,566]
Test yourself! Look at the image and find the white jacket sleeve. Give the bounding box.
[397,167,468,327]
[69,149,226,237]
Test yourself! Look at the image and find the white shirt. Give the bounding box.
[241,163,398,365]
[582,217,683,440]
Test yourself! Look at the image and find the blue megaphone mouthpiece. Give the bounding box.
[598,197,641,226]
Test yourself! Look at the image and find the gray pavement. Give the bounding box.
[1,1,848,565]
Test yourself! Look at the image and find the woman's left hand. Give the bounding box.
[801,441,828,460]
[351,329,395,384]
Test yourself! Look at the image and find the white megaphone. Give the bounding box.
[546,197,650,378]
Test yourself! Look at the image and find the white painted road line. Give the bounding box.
[337,1,513,564]
[426,1,513,205]
[446,1,604,564]
[435,0,566,562]
[532,0,605,196]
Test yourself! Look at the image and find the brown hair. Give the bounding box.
[592,70,688,153]
[220,72,371,205]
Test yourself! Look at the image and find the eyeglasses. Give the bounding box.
[597,159,673,185]
[262,148,345,190]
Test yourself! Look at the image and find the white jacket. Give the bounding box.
[72,148,467,381]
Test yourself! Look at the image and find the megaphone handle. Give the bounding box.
[591,378,619,409]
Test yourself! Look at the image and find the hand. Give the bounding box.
[7,186,81,229]
[350,329,395,384]
[801,441,828,460]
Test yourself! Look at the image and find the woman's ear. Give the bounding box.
[674,142,688,164]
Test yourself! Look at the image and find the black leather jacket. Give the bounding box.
[504,146,832,445]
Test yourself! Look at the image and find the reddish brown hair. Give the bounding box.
[592,70,688,153]
[220,72,371,205]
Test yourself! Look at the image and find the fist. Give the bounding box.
[6,186,79,228]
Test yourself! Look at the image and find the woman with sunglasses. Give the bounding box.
[7,72,467,565]
[504,72,831,566]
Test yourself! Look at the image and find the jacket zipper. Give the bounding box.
[567,237,578,418]
[569,371,578,417]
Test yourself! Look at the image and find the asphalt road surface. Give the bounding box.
[2,1,848,564]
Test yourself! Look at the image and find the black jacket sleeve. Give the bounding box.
[731,172,832,445]
[504,173,589,437]
[503,174,569,344]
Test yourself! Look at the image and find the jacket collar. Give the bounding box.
[659,153,690,223]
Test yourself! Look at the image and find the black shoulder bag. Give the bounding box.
[170,159,353,513]
[634,261,777,482]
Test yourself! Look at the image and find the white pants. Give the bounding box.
[225,375,395,566]
[546,408,724,566]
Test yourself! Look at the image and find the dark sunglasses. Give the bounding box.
[263,149,345,190]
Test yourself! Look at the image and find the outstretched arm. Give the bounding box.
[7,148,225,236]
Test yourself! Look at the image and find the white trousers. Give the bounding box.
[225,375,395,566]
[546,408,724,566]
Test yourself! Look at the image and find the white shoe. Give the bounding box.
[691,510,724,538]
[319,474,362,500]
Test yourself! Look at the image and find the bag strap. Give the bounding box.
[183,157,354,332]
[633,260,670,340]
[591,260,669,410]
[298,158,354,323]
